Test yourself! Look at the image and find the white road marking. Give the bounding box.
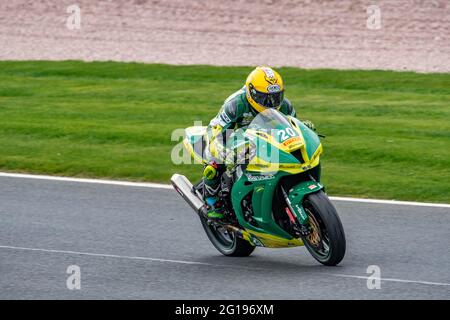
[0,245,257,270]
[1,172,449,208]
[1,245,449,288]
[329,196,450,208]
[0,172,172,189]
[329,273,450,287]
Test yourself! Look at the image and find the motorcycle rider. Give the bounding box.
[203,66,315,219]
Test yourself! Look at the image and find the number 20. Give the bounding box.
[278,128,296,141]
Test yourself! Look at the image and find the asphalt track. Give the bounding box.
[0,175,449,299]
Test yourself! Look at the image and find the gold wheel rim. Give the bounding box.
[307,214,321,246]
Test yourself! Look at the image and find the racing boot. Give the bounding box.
[203,162,225,220]
[205,196,225,220]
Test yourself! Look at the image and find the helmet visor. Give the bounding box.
[250,86,284,109]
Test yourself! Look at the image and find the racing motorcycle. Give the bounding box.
[171,109,345,266]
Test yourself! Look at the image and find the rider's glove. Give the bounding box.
[203,161,219,180]
[302,120,316,132]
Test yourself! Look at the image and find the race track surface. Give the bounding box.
[0,176,449,299]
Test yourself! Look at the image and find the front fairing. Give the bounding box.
[228,109,324,246]
[227,108,322,174]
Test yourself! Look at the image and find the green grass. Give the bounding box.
[0,60,449,203]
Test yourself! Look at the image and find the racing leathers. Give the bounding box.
[202,87,297,217]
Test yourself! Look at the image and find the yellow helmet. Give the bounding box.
[245,66,285,113]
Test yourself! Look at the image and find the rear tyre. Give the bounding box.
[200,217,255,257]
[302,191,346,266]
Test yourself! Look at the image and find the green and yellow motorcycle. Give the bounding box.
[171,109,345,266]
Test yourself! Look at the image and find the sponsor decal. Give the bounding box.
[220,112,231,124]
[295,204,308,221]
[218,119,227,127]
[255,186,265,193]
[280,164,298,169]
[246,174,275,182]
[261,67,277,84]
[308,184,317,190]
[301,164,312,171]
[261,67,275,79]
[267,84,281,93]
[283,136,301,146]
[251,236,264,247]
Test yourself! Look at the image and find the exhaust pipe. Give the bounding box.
[171,174,254,244]
[170,174,206,217]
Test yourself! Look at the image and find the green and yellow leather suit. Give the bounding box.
[203,86,297,197]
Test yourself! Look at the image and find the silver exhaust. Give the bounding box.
[171,174,251,243]
[170,174,206,216]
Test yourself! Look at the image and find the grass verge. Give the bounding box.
[0,61,449,202]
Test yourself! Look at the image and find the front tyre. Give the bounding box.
[302,191,346,266]
[200,217,255,257]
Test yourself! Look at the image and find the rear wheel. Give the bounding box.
[301,191,346,266]
[200,217,255,257]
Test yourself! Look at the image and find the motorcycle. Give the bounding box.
[171,108,346,266]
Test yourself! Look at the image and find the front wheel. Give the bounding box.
[301,191,346,266]
[200,217,255,257]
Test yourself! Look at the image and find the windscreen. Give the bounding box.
[247,109,299,143]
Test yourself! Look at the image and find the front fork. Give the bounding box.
[280,185,311,238]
